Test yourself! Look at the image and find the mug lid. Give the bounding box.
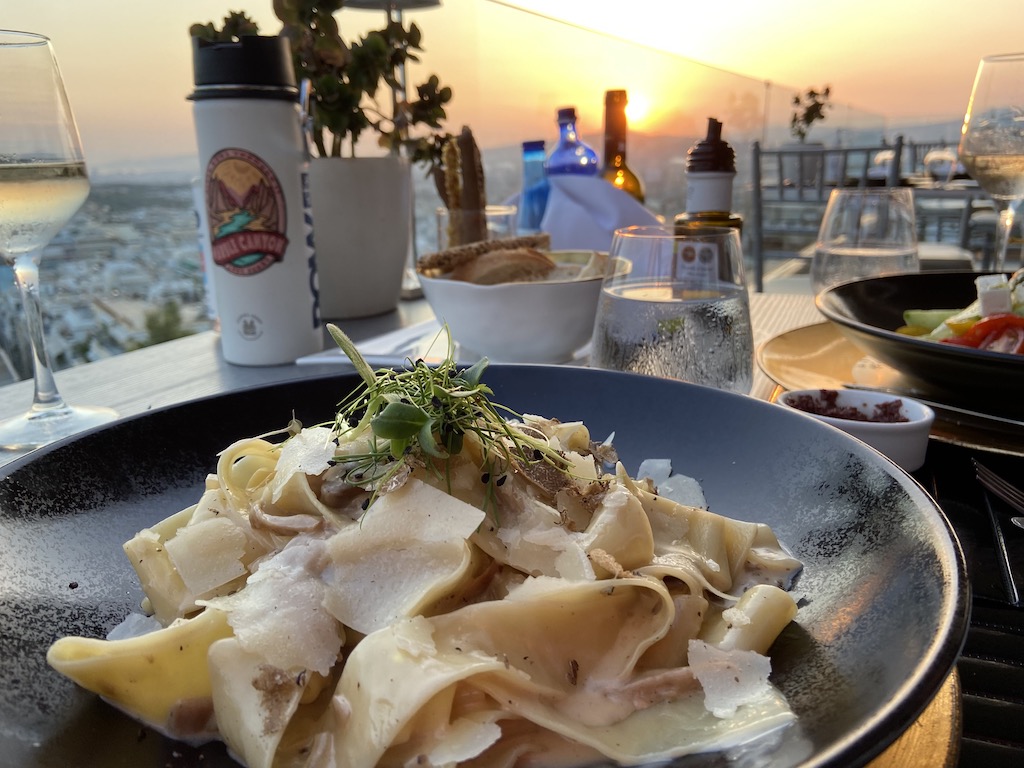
[190,35,297,98]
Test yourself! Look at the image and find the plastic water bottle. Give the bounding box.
[517,140,550,233]
[545,107,599,176]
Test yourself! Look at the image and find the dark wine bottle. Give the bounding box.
[600,89,645,202]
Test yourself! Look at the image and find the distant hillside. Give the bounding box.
[91,154,199,185]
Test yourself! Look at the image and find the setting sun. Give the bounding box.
[625,91,652,129]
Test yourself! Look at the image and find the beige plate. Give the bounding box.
[758,323,1024,457]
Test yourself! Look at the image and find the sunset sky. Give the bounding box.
[3,0,1022,172]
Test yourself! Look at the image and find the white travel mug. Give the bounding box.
[189,35,321,366]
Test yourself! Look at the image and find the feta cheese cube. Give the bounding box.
[976,274,1012,316]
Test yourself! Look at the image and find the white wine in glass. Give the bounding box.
[959,52,1024,271]
[0,30,117,451]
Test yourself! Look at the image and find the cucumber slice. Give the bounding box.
[901,308,960,332]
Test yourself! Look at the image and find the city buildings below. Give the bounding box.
[0,183,213,387]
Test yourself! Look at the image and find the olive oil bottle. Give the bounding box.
[675,117,743,232]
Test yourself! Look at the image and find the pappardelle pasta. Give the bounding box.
[48,328,803,768]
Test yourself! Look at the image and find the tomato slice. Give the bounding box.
[941,313,1024,354]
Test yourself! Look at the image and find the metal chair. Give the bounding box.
[749,136,904,291]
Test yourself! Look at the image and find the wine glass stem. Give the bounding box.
[993,200,1020,272]
[12,252,69,415]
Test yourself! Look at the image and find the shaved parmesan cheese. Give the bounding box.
[637,459,708,509]
[659,474,708,509]
[322,479,485,634]
[271,427,336,502]
[164,517,250,598]
[637,459,672,486]
[688,639,772,718]
[201,537,342,676]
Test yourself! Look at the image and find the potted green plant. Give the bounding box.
[190,4,454,318]
[782,85,831,186]
[789,85,831,144]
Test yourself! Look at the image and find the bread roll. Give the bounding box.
[448,248,556,285]
[417,233,551,276]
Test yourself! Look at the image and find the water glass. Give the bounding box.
[810,188,919,294]
[435,204,517,250]
[590,224,753,394]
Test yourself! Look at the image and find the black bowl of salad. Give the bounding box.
[816,270,1024,419]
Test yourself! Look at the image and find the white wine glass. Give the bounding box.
[959,52,1024,272]
[0,30,116,451]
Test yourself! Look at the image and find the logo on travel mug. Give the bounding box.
[206,147,289,276]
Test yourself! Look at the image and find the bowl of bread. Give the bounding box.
[416,233,609,364]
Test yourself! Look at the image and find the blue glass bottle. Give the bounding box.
[518,140,550,233]
[545,107,599,176]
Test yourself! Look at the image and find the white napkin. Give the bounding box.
[540,175,660,251]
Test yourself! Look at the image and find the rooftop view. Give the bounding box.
[1,0,1019,385]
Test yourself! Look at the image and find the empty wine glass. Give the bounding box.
[0,31,116,451]
[810,187,919,294]
[959,52,1024,272]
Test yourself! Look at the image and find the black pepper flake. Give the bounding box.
[360,498,370,510]
[532,449,542,461]
[68,581,78,590]
[567,659,579,686]
[480,472,490,484]
[496,475,507,486]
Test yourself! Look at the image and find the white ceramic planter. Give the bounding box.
[309,155,411,319]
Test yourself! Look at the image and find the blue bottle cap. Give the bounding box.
[522,140,545,151]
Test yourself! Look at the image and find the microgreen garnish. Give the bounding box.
[325,323,570,510]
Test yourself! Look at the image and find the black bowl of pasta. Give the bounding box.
[0,365,967,768]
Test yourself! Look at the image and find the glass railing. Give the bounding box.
[0,0,961,384]
[398,0,893,251]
